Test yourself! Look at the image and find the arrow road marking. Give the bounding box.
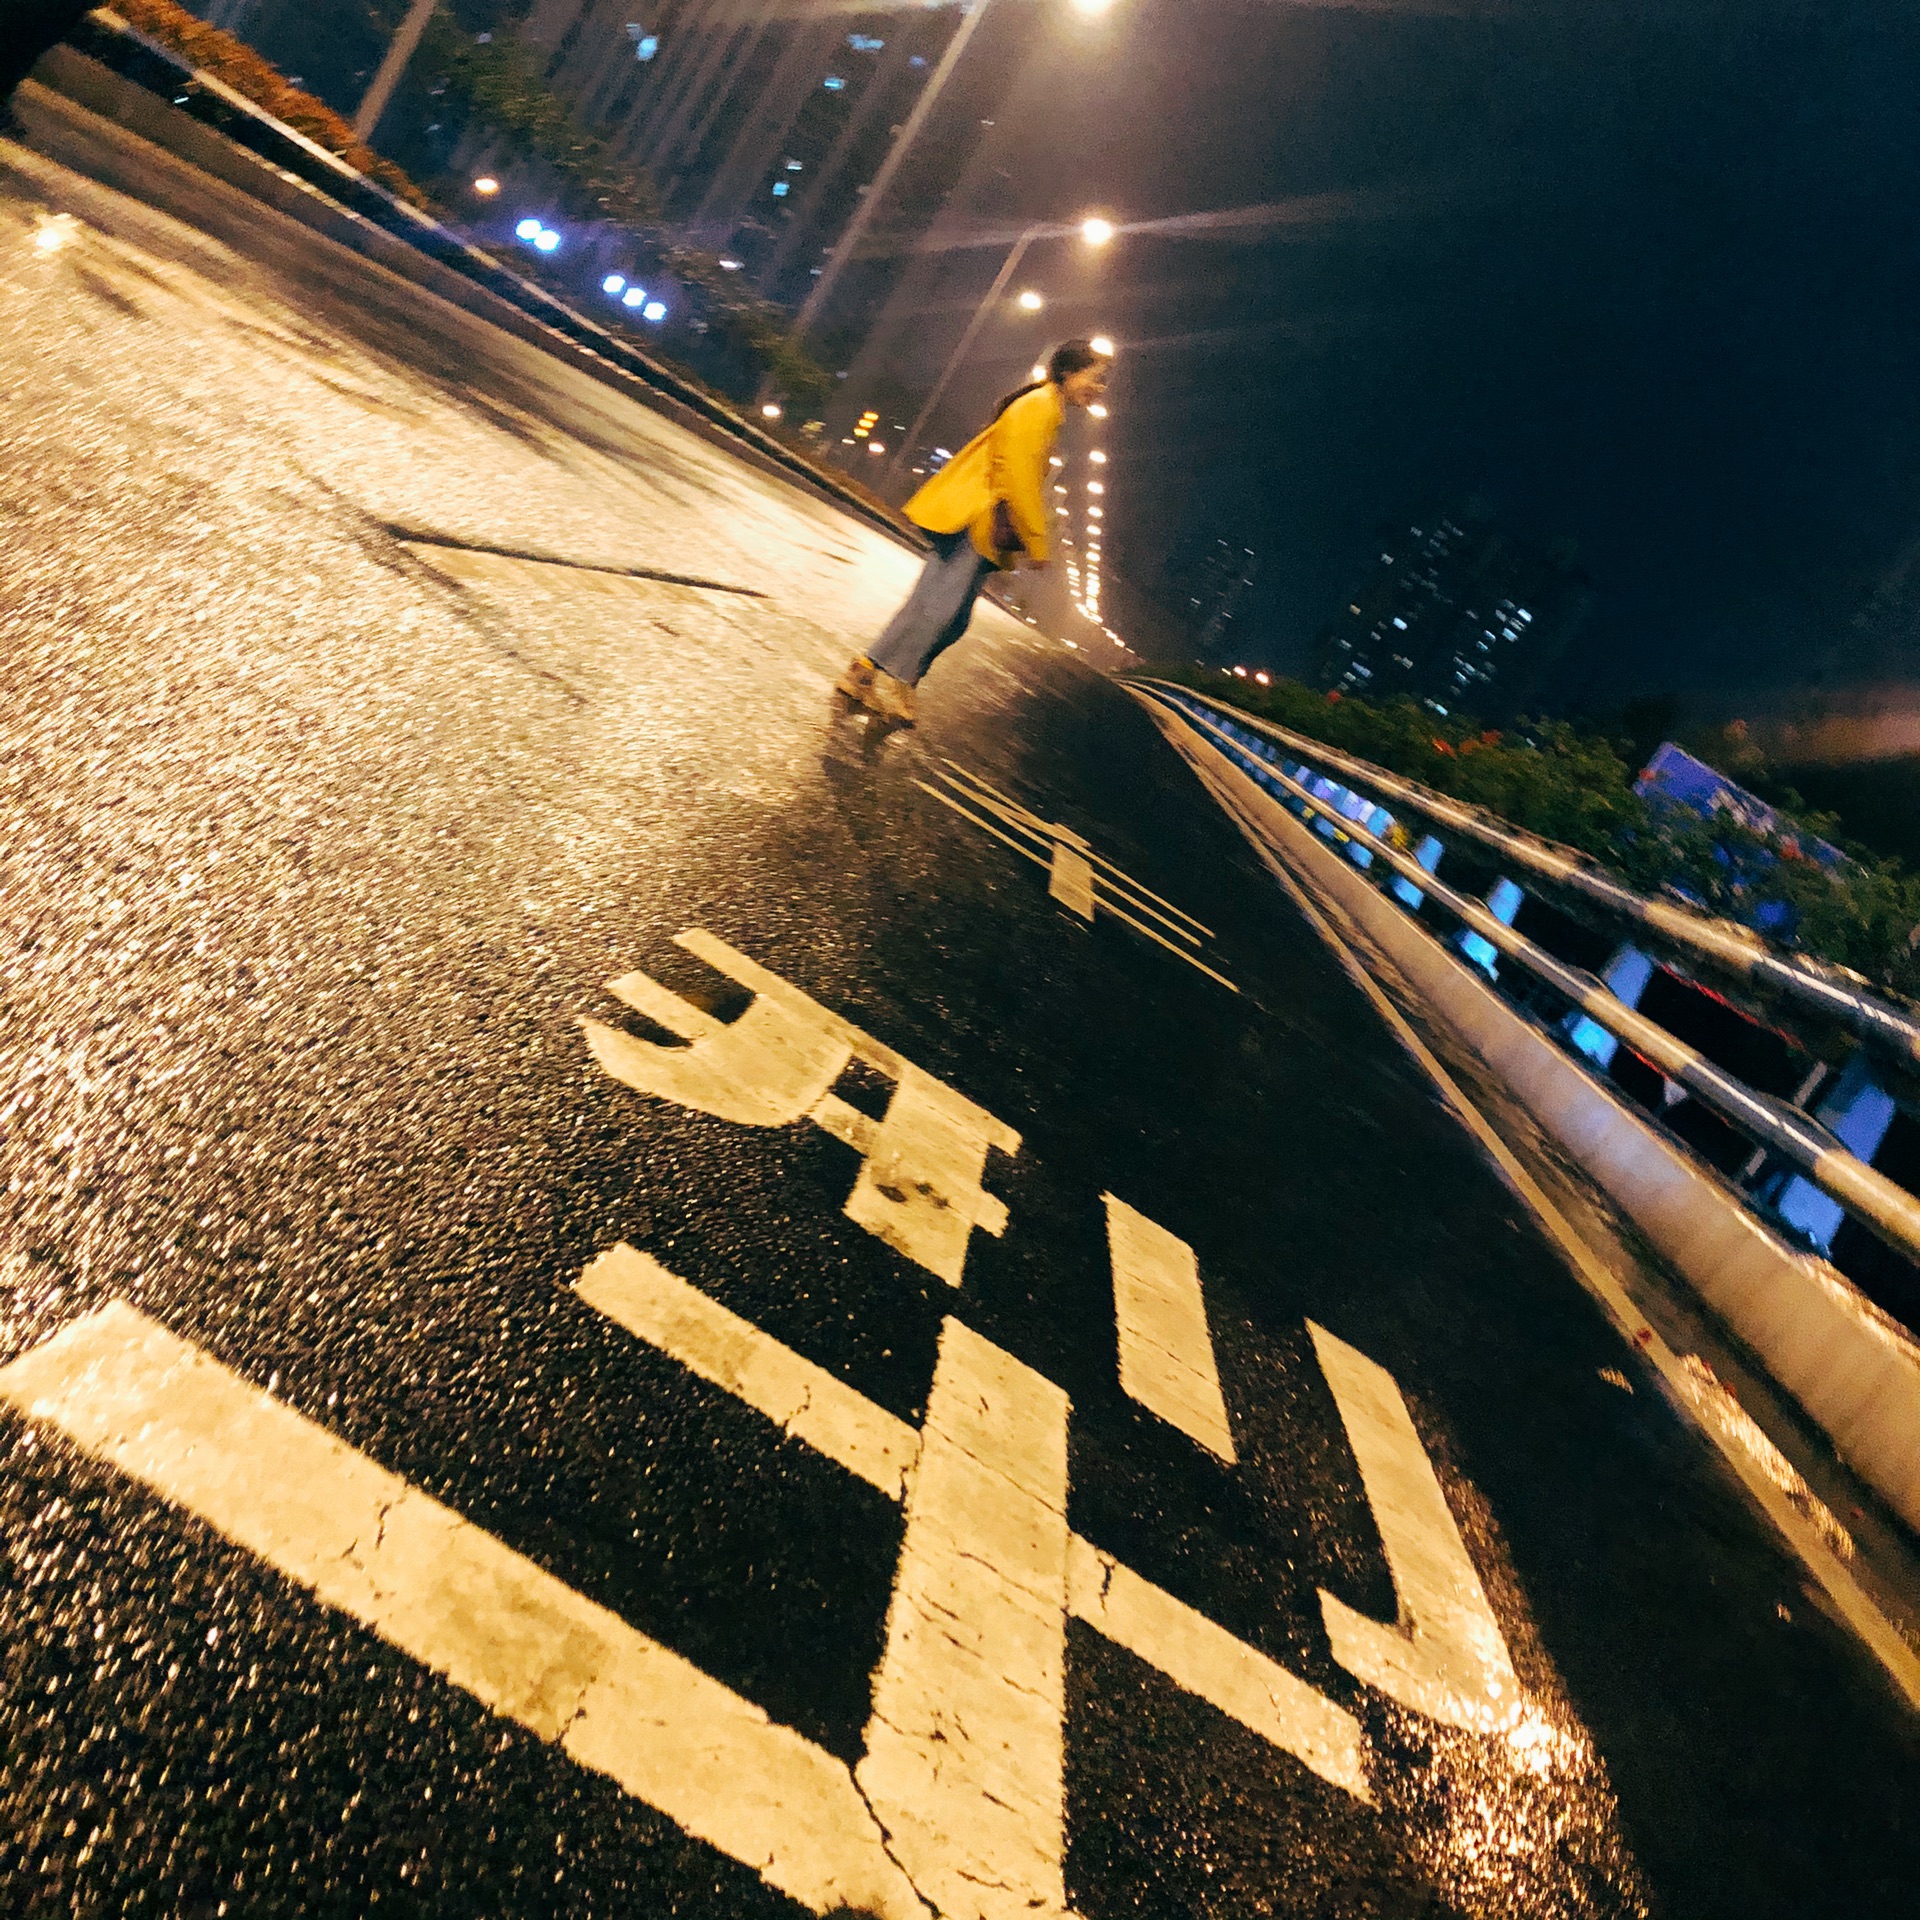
[582,930,1020,1287]
[0,1301,924,1920]
[1309,1320,1525,1731]
[916,761,1238,991]
[1102,1194,1238,1463]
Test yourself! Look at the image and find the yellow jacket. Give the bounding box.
[903,382,1064,568]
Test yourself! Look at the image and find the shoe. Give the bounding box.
[860,669,917,725]
[834,654,877,699]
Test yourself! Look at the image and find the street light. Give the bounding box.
[890,213,1116,478]
[1089,334,1116,357]
[1017,289,1045,311]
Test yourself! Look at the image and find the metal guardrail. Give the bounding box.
[1133,678,1920,1072]
[58,10,920,554]
[1134,682,1920,1269]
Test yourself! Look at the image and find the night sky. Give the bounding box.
[876,0,1920,714]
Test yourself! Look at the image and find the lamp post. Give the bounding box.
[352,0,439,142]
[792,0,1115,346]
[887,215,1112,480]
[791,0,1000,344]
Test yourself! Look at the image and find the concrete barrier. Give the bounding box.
[1137,693,1920,1538]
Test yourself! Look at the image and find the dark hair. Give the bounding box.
[992,337,1111,420]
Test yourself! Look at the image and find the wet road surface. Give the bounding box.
[2,104,1919,1919]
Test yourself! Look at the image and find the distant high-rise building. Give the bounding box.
[1314,512,1591,718]
[522,2,977,315]
[1183,538,1258,658]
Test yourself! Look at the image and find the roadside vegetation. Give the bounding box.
[1161,666,1920,1000]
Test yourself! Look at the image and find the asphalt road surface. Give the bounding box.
[2,99,1918,1920]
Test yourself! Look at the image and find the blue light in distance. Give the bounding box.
[534,229,560,252]
[772,181,789,197]
[643,300,666,322]
[602,274,626,294]
[635,34,657,60]
[622,287,646,307]
[822,74,845,90]
[514,217,541,240]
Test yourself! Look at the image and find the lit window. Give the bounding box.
[823,74,846,90]
[772,182,789,197]
[1392,617,1407,630]
[786,159,803,171]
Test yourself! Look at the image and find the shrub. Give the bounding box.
[110,0,429,204]
[1165,669,1920,999]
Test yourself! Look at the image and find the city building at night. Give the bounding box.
[1314,511,1592,718]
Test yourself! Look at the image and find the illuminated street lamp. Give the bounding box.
[1089,334,1115,357]
[891,212,1117,478]
[797,1,1118,345]
[1017,289,1045,311]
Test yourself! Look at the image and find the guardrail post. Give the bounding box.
[1564,945,1657,1068]
[1389,834,1445,910]
[1457,877,1524,978]
[1762,1051,1900,1250]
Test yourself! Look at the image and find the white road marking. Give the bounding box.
[577,1243,1371,1802]
[859,1320,1073,1920]
[1102,1195,1237,1463]
[583,930,1019,1286]
[1308,1321,1525,1732]
[0,1302,924,1920]
[1064,1535,1371,1803]
[916,762,1238,992]
[576,1244,919,1499]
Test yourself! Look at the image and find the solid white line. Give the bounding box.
[1064,1534,1371,1803]
[576,1244,920,1499]
[1135,688,1920,1711]
[1308,1321,1523,1732]
[0,1302,925,1919]
[1103,1195,1238,1463]
[858,1318,1073,1920]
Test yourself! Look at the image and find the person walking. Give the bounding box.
[838,339,1112,726]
